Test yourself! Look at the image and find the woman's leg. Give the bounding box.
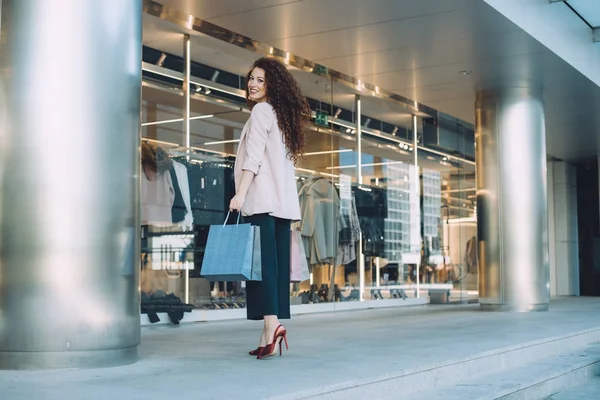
[275,218,291,319]
[244,214,278,321]
[244,214,278,348]
[261,218,291,346]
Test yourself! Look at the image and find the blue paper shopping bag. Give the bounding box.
[201,212,262,281]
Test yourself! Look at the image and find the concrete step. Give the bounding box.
[418,343,600,399]
[277,328,600,400]
[543,376,600,399]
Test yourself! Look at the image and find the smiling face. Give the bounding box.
[247,67,267,103]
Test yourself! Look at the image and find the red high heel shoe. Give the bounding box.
[249,347,263,356]
[257,325,288,359]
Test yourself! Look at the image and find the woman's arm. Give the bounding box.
[229,103,273,211]
[229,170,254,211]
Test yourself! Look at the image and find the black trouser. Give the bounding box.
[244,214,291,320]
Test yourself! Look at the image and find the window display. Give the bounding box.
[138,40,477,323]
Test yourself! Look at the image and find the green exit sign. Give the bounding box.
[315,111,329,127]
[314,64,329,75]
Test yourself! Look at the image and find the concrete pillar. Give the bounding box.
[548,161,580,296]
[475,88,550,311]
[0,0,143,369]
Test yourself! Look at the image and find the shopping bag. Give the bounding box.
[290,229,310,282]
[201,211,262,281]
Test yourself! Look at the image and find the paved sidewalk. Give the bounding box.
[1,297,599,400]
[546,378,600,399]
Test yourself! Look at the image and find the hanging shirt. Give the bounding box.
[141,170,175,227]
[173,161,193,230]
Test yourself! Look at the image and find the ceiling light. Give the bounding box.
[459,70,472,76]
[205,88,211,94]
[211,70,220,82]
[195,86,202,92]
[392,127,399,135]
[334,108,342,118]
[142,117,182,127]
[346,128,352,133]
[141,114,214,126]
[204,139,239,145]
[304,149,352,156]
[190,114,214,121]
[156,53,167,67]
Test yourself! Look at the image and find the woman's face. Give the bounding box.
[248,67,267,103]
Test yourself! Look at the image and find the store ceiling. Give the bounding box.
[144,0,600,162]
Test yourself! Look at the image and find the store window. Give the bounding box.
[427,116,478,303]
[138,36,478,321]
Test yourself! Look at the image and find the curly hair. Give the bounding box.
[246,58,311,164]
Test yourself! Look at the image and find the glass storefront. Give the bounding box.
[138,31,478,321]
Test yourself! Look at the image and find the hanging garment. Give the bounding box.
[173,161,193,230]
[169,165,186,224]
[188,161,235,226]
[298,178,341,265]
[354,186,387,257]
[465,236,478,274]
[338,194,361,265]
[141,170,175,227]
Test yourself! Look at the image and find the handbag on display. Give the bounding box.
[290,229,310,283]
[201,211,262,281]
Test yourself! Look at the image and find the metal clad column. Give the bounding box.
[0,0,143,368]
[412,115,420,298]
[475,88,550,312]
[355,94,364,301]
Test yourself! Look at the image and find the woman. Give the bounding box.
[229,57,311,359]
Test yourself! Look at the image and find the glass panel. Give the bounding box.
[140,83,192,312]
[429,116,478,304]
[141,58,248,315]
[291,69,338,307]
[346,95,421,302]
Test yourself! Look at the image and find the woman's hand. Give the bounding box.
[229,193,246,212]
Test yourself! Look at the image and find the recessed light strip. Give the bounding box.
[442,188,477,193]
[304,149,353,156]
[204,139,240,145]
[326,160,406,170]
[142,114,214,127]
[418,146,475,165]
[329,117,414,150]
[142,118,185,127]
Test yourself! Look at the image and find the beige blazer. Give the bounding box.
[234,102,301,221]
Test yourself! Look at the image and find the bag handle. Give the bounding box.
[223,210,242,226]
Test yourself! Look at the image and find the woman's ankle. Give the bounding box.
[263,316,280,333]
